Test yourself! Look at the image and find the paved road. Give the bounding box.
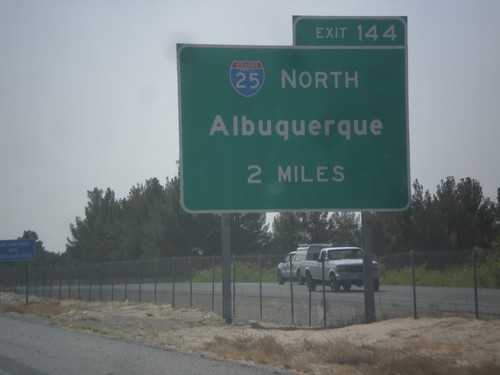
[99,282,500,316]
[0,314,293,375]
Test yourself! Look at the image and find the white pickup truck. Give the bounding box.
[297,246,379,292]
[277,251,297,284]
[277,244,331,285]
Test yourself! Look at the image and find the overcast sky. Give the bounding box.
[1,0,499,254]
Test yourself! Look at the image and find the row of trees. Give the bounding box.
[62,177,274,264]
[12,176,500,267]
[373,178,499,256]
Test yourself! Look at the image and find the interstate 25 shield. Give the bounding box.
[229,60,265,97]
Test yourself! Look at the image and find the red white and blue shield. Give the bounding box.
[229,60,265,97]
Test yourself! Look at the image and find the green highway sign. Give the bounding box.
[177,41,409,212]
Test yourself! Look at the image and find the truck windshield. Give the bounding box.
[327,249,362,260]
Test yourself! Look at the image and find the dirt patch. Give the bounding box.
[1,292,499,374]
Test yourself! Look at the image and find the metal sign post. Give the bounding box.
[221,214,232,324]
[362,211,376,323]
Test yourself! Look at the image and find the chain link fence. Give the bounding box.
[1,251,499,327]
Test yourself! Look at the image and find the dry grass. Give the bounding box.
[208,335,290,365]
[203,335,500,375]
[0,299,84,318]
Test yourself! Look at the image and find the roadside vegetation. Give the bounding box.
[379,247,500,289]
[205,334,499,375]
[0,298,83,317]
[190,250,500,289]
[380,261,500,289]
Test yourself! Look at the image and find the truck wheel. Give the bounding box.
[300,276,306,285]
[374,279,380,291]
[330,275,341,292]
[278,270,285,285]
[297,270,305,285]
[306,273,316,292]
[343,283,352,292]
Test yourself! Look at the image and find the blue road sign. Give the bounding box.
[0,239,36,261]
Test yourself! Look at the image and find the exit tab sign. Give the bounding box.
[293,16,407,47]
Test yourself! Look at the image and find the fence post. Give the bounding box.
[320,253,327,328]
[308,289,312,327]
[411,250,417,319]
[172,257,176,308]
[99,264,103,301]
[472,249,479,319]
[111,262,114,302]
[49,269,53,298]
[232,255,236,318]
[58,267,62,300]
[259,254,263,320]
[41,268,45,297]
[68,269,71,300]
[189,256,192,307]
[124,261,128,302]
[211,255,215,312]
[139,260,142,304]
[77,267,81,300]
[154,259,158,305]
[25,262,29,304]
[88,266,92,302]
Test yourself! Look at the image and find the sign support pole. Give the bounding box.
[221,213,232,324]
[362,211,376,323]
